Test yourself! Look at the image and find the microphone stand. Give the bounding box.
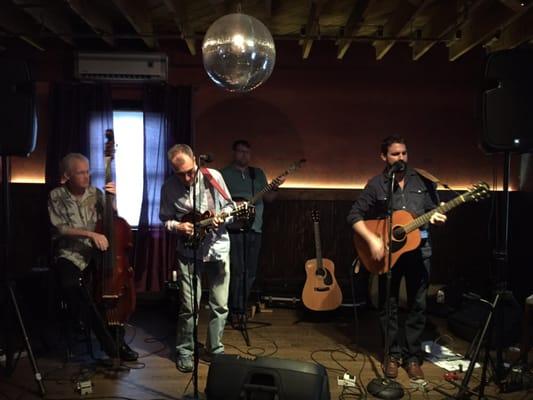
[367,166,404,400]
[184,158,203,400]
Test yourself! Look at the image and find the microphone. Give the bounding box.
[387,160,406,177]
[199,154,214,163]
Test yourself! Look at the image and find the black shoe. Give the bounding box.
[119,343,139,361]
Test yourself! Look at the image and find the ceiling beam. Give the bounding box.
[412,0,487,61]
[411,1,458,60]
[0,2,45,51]
[264,0,273,18]
[300,0,326,59]
[372,0,427,60]
[66,0,114,47]
[499,0,527,12]
[12,0,74,46]
[162,0,195,55]
[336,0,371,59]
[210,0,240,14]
[448,0,533,61]
[111,0,156,48]
[486,8,533,52]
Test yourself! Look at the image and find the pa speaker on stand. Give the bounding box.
[481,49,533,154]
[0,59,38,156]
[0,58,43,396]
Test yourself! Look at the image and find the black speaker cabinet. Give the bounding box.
[205,355,330,400]
[481,49,533,154]
[0,59,38,156]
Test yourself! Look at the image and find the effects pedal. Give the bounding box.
[337,372,356,387]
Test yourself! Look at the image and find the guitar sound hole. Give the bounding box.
[393,226,406,241]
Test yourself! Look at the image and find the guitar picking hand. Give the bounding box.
[369,235,385,261]
[177,221,195,237]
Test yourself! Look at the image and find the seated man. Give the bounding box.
[48,152,138,361]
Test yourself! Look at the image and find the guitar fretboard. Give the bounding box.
[313,221,323,270]
[403,194,468,233]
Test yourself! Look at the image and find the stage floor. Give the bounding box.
[1,299,531,399]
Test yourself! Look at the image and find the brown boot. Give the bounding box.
[383,358,400,379]
[405,361,424,380]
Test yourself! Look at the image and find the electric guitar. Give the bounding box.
[227,158,306,232]
[353,181,490,274]
[302,210,343,311]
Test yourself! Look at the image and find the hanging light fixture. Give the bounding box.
[202,13,276,93]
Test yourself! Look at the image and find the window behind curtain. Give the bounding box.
[90,110,144,227]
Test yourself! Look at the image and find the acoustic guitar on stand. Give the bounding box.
[302,210,342,311]
[353,181,490,275]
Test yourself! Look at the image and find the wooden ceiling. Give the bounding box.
[1,0,533,61]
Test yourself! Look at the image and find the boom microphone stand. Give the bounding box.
[0,155,45,396]
[367,161,404,400]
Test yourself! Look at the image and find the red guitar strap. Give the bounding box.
[200,167,231,202]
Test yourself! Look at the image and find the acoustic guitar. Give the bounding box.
[353,181,490,275]
[302,210,342,311]
[181,203,249,248]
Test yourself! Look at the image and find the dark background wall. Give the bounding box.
[3,40,531,302]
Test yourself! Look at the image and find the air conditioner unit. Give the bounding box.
[75,53,168,82]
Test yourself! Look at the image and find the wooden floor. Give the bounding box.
[1,299,532,399]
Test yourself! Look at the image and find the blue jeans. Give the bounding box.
[175,254,230,360]
[378,243,431,365]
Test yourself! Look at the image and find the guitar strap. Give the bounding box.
[249,166,256,197]
[200,167,232,202]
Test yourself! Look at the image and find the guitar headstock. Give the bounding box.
[270,159,307,187]
[288,158,306,173]
[465,181,490,202]
[311,209,320,223]
[233,202,252,218]
[104,129,115,160]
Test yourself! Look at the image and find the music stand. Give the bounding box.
[0,155,45,396]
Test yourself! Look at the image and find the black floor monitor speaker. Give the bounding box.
[0,59,38,156]
[481,49,533,154]
[205,355,330,400]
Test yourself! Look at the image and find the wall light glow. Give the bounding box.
[11,174,45,184]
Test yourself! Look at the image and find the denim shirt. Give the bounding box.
[347,167,439,240]
[160,168,233,262]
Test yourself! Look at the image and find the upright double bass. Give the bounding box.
[95,130,136,333]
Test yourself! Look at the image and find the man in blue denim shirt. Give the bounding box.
[159,144,233,373]
[347,136,446,381]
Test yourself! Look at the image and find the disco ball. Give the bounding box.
[202,13,276,92]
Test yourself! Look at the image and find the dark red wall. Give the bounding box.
[9,39,519,189]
